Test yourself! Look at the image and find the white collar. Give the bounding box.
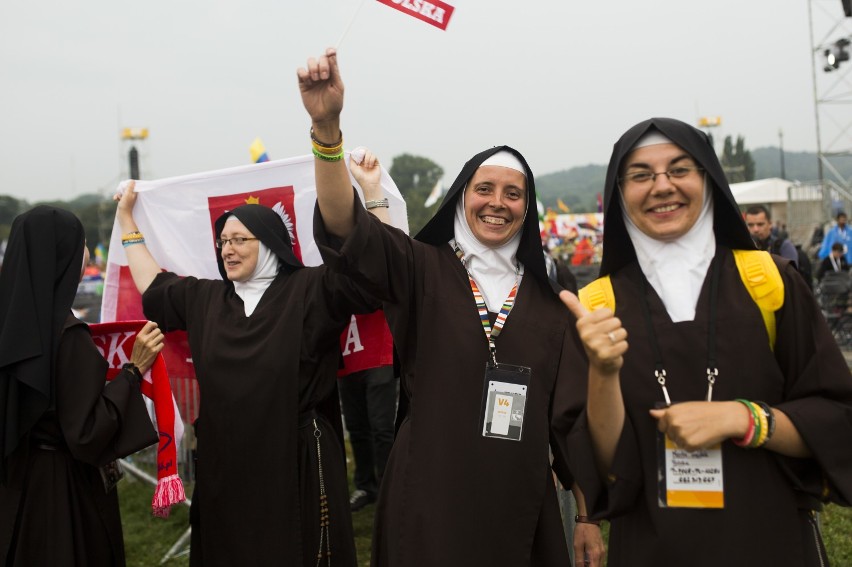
[621,178,715,322]
[232,241,280,316]
[452,192,523,312]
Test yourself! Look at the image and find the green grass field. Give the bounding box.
[120,451,852,566]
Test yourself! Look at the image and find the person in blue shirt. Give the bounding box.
[818,211,852,264]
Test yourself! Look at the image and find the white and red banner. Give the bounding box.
[376,0,454,30]
[102,153,407,419]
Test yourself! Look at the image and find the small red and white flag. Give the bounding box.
[376,0,454,30]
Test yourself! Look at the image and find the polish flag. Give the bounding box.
[102,153,407,419]
[376,0,455,31]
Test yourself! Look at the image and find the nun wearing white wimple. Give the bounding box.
[560,117,852,567]
[222,214,281,316]
[114,183,381,566]
[300,47,605,567]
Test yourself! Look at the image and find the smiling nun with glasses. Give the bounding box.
[114,182,378,566]
[560,117,852,567]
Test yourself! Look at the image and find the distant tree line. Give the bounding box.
[0,194,116,252]
[2,137,850,244]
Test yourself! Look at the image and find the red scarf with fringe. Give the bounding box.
[90,320,186,517]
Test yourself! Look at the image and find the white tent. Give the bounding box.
[730,178,798,205]
[729,178,824,246]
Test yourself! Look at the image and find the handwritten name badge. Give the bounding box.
[657,434,724,509]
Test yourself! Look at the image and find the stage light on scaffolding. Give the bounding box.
[824,38,851,72]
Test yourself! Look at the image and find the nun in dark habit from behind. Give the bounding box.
[561,118,852,567]
[0,205,161,566]
[300,48,605,567]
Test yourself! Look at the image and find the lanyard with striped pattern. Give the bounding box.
[452,241,520,364]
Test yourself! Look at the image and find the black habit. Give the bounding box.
[316,146,582,566]
[0,206,157,566]
[142,204,376,566]
[565,118,852,567]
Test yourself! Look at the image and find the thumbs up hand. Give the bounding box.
[560,290,627,376]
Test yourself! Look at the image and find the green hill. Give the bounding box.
[536,147,852,213]
[535,163,607,213]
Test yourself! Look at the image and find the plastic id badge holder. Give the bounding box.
[480,362,530,442]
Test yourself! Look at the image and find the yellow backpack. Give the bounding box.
[578,250,785,350]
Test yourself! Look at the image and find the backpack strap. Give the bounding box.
[578,275,616,313]
[732,249,785,350]
[578,252,784,350]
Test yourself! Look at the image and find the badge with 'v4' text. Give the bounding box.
[480,363,530,442]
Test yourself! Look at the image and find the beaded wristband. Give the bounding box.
[310,127,343,149]
[733,399,757,447]
[312,147,344,162]
[122,238,145,248]
[121,231,144,242]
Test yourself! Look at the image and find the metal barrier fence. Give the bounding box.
[169,376,199,482]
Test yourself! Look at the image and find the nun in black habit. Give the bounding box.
[115,185,377,566]
[561,118,852,566]
[299,48,605,567]
[0,206,161,566]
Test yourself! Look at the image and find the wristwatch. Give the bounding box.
[122,362,143,385]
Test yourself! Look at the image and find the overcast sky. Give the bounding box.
[2,0,852,203]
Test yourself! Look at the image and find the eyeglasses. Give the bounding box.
[619,165,703,187]
[215,237,258,249]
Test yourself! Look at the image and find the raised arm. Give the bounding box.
[350,147,390,225]
[298,47,355,238]
[113,180,162,294]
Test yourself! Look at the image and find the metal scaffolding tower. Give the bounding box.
[810,0,852,212]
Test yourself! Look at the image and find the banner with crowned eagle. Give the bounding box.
[101,153,407,420]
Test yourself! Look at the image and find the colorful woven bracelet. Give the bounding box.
[122,238,145,248]
[312,147,344,162]
[310,127,343,149]
[121,231,144,242]
[733,399,757,447]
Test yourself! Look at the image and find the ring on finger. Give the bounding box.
[608,331,617,344]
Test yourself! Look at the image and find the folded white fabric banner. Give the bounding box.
[101,152,407,421]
